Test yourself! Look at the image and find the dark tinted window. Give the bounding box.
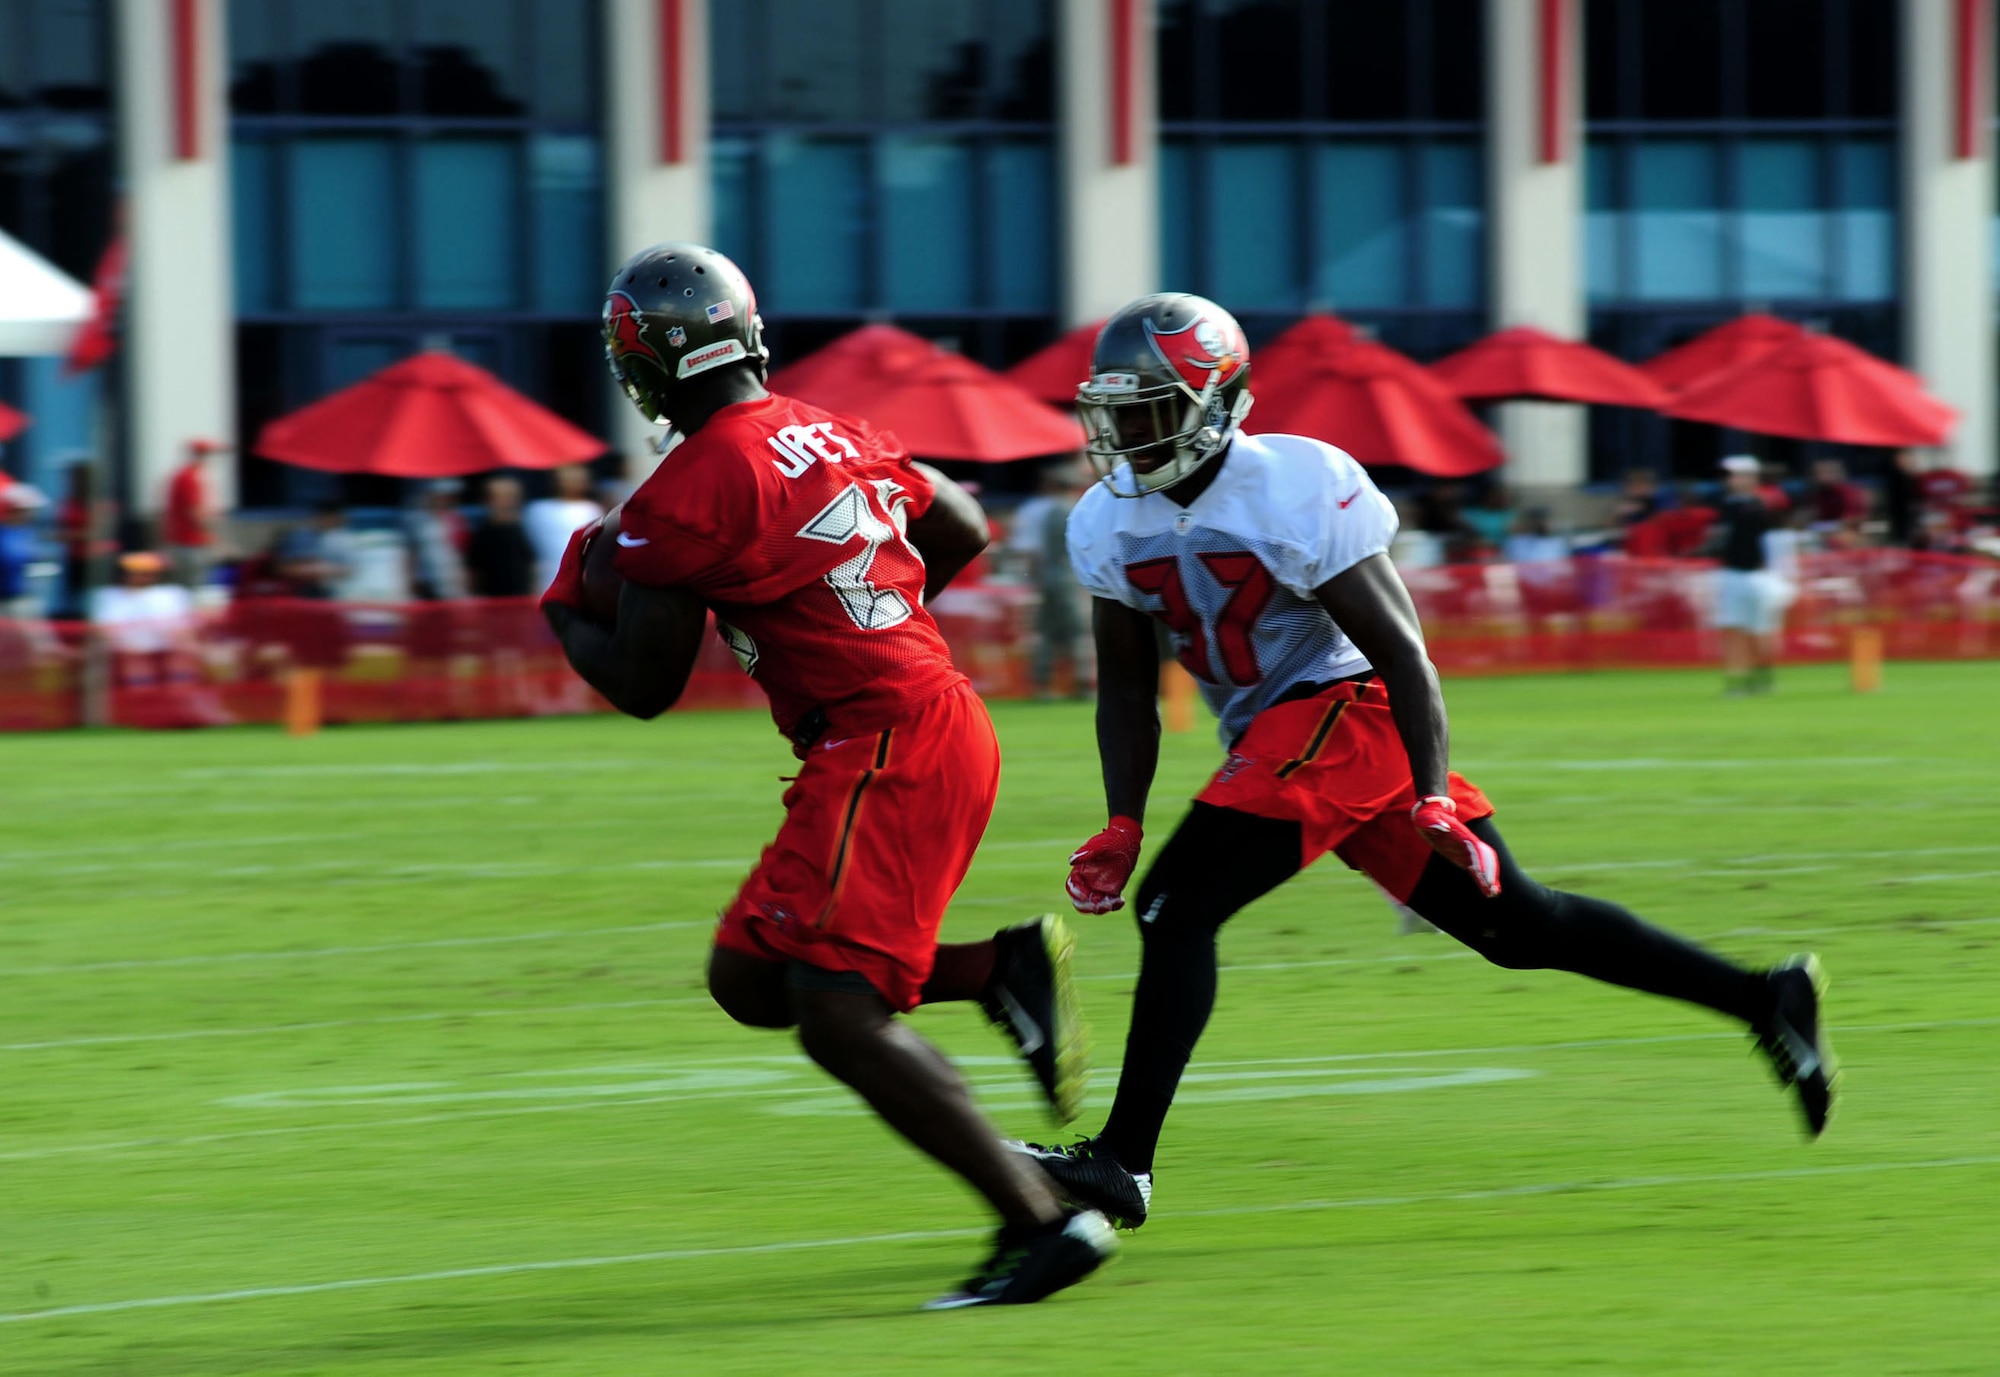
[1215,0,1304,121]
[0,0,107,111]
[1848,0,1896,118]
[415,0,526,116]
[1157,0,1198,120]
[711,1,758,121]
[31,0,105,110]
[989,1,1054,120]
[1745,0,1824,119]
[1430,0,1483,121]
[765,0,869,120]
[1584,0,1623,119]
[228,1,284,113]
[882,0,982,120]
[1637,0,1721,119]
[1324,1,1409,121]
[295,0,403,116]
[528,0,593,122]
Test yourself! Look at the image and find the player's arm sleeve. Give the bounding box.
[609,490,739,597]
[1065,499,1131,604]
[1274,447,1400,597]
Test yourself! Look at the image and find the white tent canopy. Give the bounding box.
[0,229,93,357]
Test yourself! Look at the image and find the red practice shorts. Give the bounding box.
[1195,676,1493,903]
[714,680,1000,1012]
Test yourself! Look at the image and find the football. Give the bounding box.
[580,503,626,627]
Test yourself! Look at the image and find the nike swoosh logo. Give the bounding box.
[1336,487,1364,509]
[615,532,650,547]
[822,737,852,749]
[998,988,1044,1055]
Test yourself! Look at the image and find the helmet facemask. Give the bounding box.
[1077,369,1255,498]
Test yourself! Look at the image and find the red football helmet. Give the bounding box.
[1075,293,1253,496]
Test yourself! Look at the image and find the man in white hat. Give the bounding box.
[1713,455,1782,694]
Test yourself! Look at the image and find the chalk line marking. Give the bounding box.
[4,1152,1997,1326]
[0,920,707,978]
[0,998,716,1053]
[4,1017,1996,1165]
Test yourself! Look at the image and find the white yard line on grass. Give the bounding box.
[3,1151,1997,1327]
[0,920,708,978]
[3,1016,1995,1163]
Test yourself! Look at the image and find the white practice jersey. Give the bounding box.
[1067,430,1399,743]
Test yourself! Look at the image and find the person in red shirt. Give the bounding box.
[163,439,228,589]
[539,244,1112,1310]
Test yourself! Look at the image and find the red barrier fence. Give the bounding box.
[2,551,1993,732]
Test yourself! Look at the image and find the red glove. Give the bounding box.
[539,521,599,615]
[1410,795,1501,898]
[1066,816,1143,915]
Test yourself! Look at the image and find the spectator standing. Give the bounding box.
[56,460,113,618]
[1883,449,1922,546]
[1915,458,1973,548]
[1501,508,1568,565]
[1712,455,1781,695]
[1414,480,1480,564]
[1006,470,1065,582]
[1614,468,1667,527]
[1806,458,1869,547]
[466,477,536,597]
[405,480,469,600]
[276,501,358,599]
[1,482,49,617]
[522,464,604,592]
[162,439,229,589]
[1028,464,1090,699]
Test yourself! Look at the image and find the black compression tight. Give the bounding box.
[1097,804,1767,1175]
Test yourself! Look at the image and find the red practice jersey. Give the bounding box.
[613,393,966,740]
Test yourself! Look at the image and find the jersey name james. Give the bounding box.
[1066,432,1398,742]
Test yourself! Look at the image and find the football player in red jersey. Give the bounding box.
[540,244,1111,1309]
[1011,294,1838,1233]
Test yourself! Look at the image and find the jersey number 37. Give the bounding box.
[1125,552,1274,684]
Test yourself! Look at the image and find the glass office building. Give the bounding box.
[1,0,1993,514]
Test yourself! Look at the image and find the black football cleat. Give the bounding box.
[922,1209,1117,1310]
[1008,1136,1152,1230]
[982,914,1090,1124]
[1754,953,1839,1138]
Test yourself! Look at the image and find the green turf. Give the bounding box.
[3,662,1998,1375]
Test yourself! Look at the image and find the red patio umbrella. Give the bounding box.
[768,323,1083,461]
[1429,325,1668,409]
[1664,332,1957,448]
[255,352,606,478]
[1003,320,1105,406]
[1638,313,1808,394]
[0,401,29,444]
[1244,316,1503,477]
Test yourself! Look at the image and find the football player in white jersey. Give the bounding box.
[1013,294,1837,1231]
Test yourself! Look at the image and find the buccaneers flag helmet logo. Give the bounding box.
[1145,314,1247,392]
[604,290,667,367]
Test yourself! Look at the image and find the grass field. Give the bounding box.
[3,662,1999,1375]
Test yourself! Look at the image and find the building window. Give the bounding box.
[710,0,1057,369]
[1158,0,1484,352]
[227,0,606,507]
[0,0,112,495]
[0,0,113,280]
[1586,0,1897,123]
